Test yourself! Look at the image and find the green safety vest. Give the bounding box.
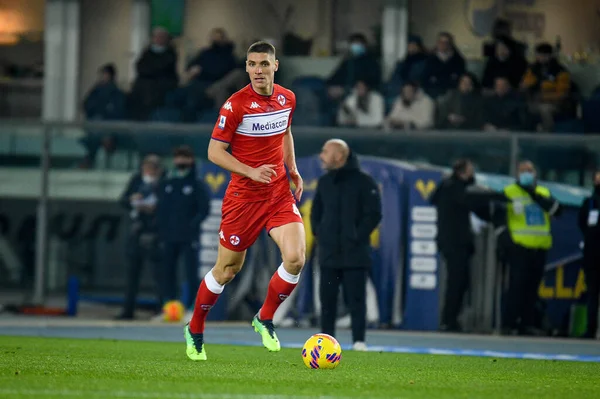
[504,183,552,250]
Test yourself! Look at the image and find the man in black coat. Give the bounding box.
[578,169,600,339]
[310,139,382,351]
[157,146,210,319]
[430,159,477,332]
[116,154,164,320]
[128,27,179,121]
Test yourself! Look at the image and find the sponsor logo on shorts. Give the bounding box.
[219,230,225,241]
[277,94,286,106]
[229,235,240,246]
[278,294,289,301]
[292,203,301,216]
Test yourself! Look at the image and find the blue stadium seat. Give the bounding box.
[583,99,600,133]
[291,76,329,126]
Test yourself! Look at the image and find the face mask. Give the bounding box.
[151,44,166,53]
[142,175,155,184]
[350,43,366,57]
[174,164,191,177]
[519,172,535,186]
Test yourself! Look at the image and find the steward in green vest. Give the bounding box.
[502,160,561,336]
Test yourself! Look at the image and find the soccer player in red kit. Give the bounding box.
[184,41,306,361]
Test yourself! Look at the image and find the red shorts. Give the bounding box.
[219,190,303,251]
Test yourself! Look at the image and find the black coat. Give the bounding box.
[421,52,466,98]
[430,175,475,253]
[187,43,239,84]
[327,53,381,90]
[578,194,600,254]
[119,173,161,235]
[310,153,382,269]
[157,166,210,243]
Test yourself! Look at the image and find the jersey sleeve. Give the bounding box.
[287,91,296,128]
[211,98,241,143]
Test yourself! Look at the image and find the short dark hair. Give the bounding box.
[452,158,471,175]
[100,63,116,80]
[247,41,276,57]
[349,33,368,45]
[173,145,194,158]
[535,43,553,55]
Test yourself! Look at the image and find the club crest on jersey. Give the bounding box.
[223,101,233,111]
[277,94,286,106]
[218,115,226,129]
[229,235,240,246]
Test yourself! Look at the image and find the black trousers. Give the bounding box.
[162,241,199,309]
[583,250,600,337]
[320,267,367,343]
[503,245,546,330]
[440,247,472,328]
[122,233,162,317]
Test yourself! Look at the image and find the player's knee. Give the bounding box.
[213,263,242,285]
[284,252,305,275]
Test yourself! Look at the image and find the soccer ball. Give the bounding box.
[301,333,342,369]
[162,300,184,322]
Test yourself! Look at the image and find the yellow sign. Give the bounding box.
[538,266,587,300]
[204,172,226,193]
[415,179,436,200]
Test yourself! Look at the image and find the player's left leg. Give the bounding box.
[252,212,305,351]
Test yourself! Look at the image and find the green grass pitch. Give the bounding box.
[1,336,599,399]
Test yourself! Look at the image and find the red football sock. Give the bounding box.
[189,271,223,334]
[259,264,300,320]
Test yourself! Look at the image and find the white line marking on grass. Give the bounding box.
[0,389,355,399]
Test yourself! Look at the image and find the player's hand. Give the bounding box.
[248,164,277,184]
[289,169,303,201]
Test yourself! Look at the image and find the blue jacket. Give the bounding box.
[157,166,210,243]
[83,82,126,120]
[119,173,161,234]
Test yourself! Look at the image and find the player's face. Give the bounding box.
[246,52,278,93]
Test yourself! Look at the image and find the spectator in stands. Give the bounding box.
[184,28,246,112]
[326,33,381,102]
[337,80,385,128]
[81,63,126,167]
[421,32,465,99]
[521,43,572,131]
[482,18,526,60]
[385,81,434,130]
[116,155,164,320]
[483,76,530,132]
[437,72,483,130]
[481,36,528,93]
[157,146,210,321]
[128,27,179,121]
[390,35,428,84]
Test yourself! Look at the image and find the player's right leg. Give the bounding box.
[185,244,246,361]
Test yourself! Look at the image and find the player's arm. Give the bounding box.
[284,127,303,201]
[208,140,276,184]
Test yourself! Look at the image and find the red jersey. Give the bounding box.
[211,84,296,201]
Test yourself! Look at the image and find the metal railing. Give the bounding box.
[1,118,598,306]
